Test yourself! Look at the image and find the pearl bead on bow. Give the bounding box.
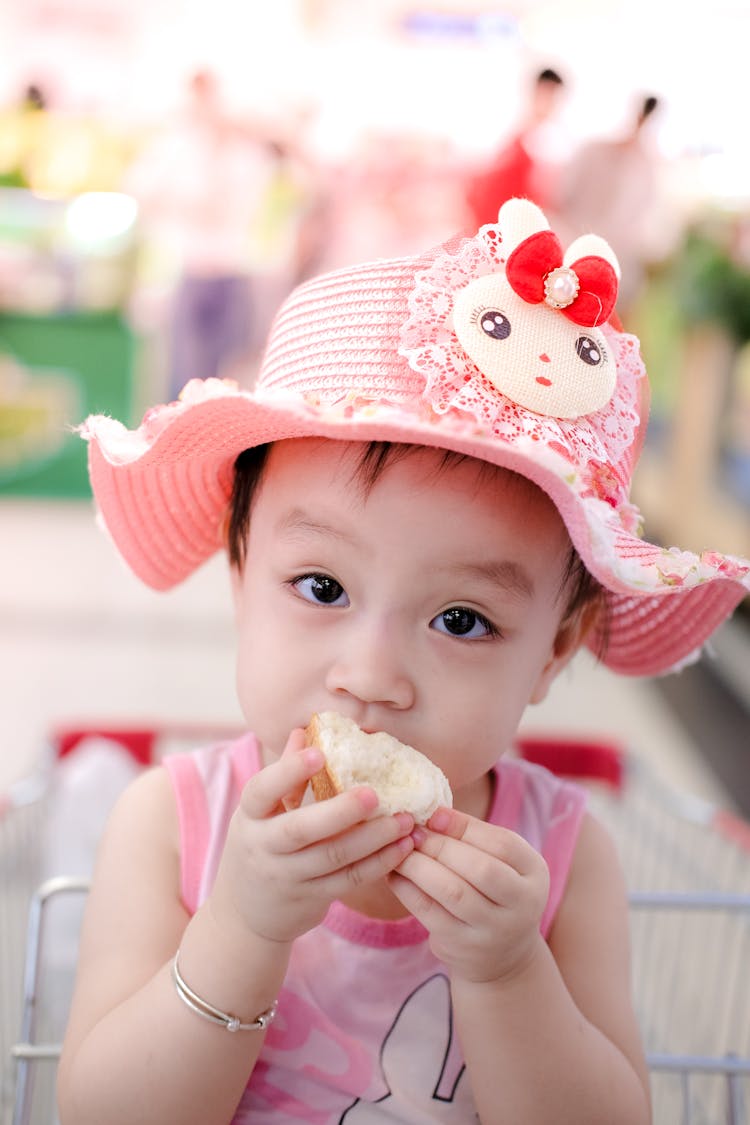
[543,266,580,310]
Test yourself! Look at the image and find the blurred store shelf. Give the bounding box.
[710,612,750,708]
[0,498,242,792]
[652,614,750,817]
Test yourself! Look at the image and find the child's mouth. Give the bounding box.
[536,376,552,387]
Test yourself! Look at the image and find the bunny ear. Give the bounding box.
[341,977,459,1123]
[497,198,550,254]
[565,233,621,280]
[379,976,452,1086]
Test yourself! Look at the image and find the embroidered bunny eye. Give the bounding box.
[575,335,603,366]
[479,310,511,341]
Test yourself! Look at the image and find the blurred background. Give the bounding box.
[0,0,748,806]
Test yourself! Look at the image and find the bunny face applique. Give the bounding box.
[452,198,621,420]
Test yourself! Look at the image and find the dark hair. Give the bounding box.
[227,443,271,570]
[537,68,564,86]
[24,84,46,111]
[639,95,659,124]
[227,441,608,652]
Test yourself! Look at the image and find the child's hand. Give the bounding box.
[387,808,549,985]
[208,729,415,946]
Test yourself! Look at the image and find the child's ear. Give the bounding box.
[529,600,602,705]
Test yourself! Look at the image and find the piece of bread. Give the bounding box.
[306,711,452,824]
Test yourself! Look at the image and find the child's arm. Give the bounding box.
[389,810,651,1125]
[57,733,415,1125]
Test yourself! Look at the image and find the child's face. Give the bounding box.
[231,439,578,808]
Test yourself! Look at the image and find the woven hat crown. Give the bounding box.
[256,218,644,513]
[258,254,431,405]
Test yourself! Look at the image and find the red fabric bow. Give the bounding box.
[505,230,618,327]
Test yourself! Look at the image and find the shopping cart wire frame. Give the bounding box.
[10,878,89,1125]
[10,878,750,1125]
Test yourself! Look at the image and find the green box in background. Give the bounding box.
[0,310,135,498]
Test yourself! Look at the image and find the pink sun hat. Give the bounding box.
[82,198,749,676]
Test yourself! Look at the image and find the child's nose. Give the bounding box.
[325,624,415,710]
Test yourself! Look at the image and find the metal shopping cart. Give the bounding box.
[2,723,240,1125]
[3,726,750,1125]
[518,734,750,1125]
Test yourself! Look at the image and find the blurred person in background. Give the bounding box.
[464,66,567,228]
[125,69,282,399]
[556,95,669,316]
[313,130,468,273]
[0,82,50,188]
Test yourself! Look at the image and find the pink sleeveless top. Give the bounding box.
[165,735,586,1124]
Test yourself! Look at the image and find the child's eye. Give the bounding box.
[431,607,497,639]
[292,573,349,606]
[293,573,348,606]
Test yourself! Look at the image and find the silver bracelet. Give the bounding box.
[171,955,278,1032]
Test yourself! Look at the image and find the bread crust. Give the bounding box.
[305,714,342,803]
[309,768,339,803]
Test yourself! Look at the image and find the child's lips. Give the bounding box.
[536,376,552,387]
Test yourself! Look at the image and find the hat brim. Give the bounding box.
[85,387,749,678]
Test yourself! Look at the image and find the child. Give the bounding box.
[58,199,749,1125]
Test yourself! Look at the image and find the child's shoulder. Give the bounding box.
[91,763,183,897]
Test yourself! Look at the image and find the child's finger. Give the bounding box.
[394,850,486,924]
[411,834,531,907]
[280,727,309,761]
[267,786,381,855]
[281,734,316,811]
[425,809,539,877]
[240,729,323,819]
[387,869,455,929]
[285,810,414,879]
[319,832,416,897]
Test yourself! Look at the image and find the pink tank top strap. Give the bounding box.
[490,756,587,937]
[164,733,261,913]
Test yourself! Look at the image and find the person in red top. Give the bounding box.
[466,67,566,226]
